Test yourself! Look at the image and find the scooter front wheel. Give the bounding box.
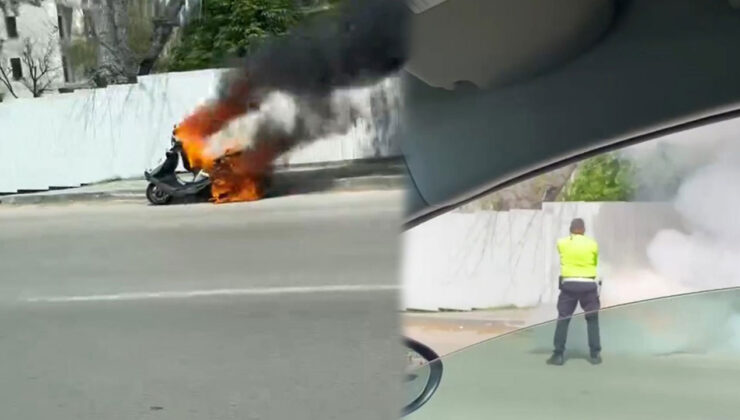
[146,183,172,205]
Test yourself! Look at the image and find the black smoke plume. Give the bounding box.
[218,0,411,103]
[208,0,411,160]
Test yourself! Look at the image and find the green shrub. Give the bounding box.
[561,153,636,201]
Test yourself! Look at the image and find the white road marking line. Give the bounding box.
[23,284,400,303]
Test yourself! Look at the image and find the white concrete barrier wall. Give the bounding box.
[402,202,686,311]
[0,69,397,193]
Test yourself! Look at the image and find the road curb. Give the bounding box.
[0,175,406,206]
[1,157,406,206]
[328,175,407,191]
[0,191,144,205]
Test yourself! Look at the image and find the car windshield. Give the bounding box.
[404,117,740,340]
[401,115,740,417]
[406,287,740,420]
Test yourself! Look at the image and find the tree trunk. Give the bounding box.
[137,0,186,75]
[86,0,137,85]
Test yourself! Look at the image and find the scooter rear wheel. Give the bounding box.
[146,183,172,205]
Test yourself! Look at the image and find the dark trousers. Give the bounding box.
[553,281,601,355]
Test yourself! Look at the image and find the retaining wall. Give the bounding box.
[0,69,398,193]
[402,202,687,311]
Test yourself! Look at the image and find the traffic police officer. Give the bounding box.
[547,218,602,366]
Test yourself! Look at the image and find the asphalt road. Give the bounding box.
[0,191,404,420]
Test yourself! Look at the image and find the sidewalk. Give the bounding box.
[402,307,555,356]
[0,158,407,205]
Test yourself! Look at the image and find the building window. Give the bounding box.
[5,17,18,39]
[10,58,22,80]
[58,15,65,39]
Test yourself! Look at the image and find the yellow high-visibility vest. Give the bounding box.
[557,234,599,278]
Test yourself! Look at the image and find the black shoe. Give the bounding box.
[546,353,564,366]
[589,353,602,365]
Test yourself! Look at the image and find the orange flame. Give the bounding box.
[210,142,281,203]
[174,101,247,171]
[173,87,280,204]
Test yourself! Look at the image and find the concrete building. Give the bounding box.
[1,0,201,101]
[0,0,66,100]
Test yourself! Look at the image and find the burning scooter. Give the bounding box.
[144,128,212,205]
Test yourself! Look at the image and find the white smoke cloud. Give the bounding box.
[674,163,740,238]
[600,118,740,297]
[647,149,740,291]
[600,269,690,307]
[204,91,298,160]
[202,77,402,161]
[582,118,740,354]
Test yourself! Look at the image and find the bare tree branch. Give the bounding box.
[18,34,61,97]
[0,40,19,98]
[0,66,19,98]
